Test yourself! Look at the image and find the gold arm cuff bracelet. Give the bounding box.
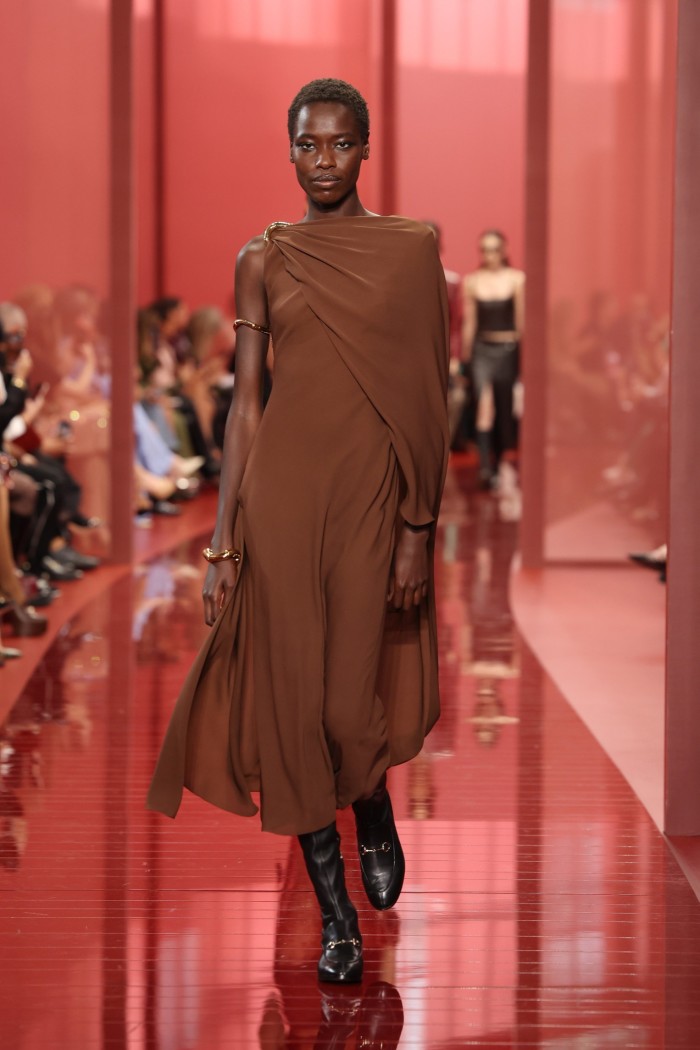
[233,318,270,335]
[202,547,242,564]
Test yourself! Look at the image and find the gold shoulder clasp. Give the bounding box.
[263,220,293,243]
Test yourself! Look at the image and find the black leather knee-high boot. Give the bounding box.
[298,822,363,984]
[475,430,494,488]
[352,777,405,911]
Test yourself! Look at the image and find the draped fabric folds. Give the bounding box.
[147,215,450,835]
[270,217,450,525]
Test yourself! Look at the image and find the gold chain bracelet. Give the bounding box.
[202,547,241,564]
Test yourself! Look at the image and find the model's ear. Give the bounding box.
[289,148,294,163]
[362,143,370,160]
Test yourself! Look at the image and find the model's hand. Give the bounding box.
[387,526,430,611]
[202,560,238,626]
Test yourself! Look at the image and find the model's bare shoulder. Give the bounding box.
[463,271,479,295]
[235,235,267,286]
[236,234,265,268]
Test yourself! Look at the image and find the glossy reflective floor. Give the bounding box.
[2,458,700,1049]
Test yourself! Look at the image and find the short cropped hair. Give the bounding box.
[287,78,370,144]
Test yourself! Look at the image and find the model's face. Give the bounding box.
[479,235,506,270]
[290,102,369,207]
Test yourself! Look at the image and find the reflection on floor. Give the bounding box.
[1,457,700,1048]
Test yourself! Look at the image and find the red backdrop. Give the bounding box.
[135,0,527,308]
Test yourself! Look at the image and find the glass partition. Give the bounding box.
[545,0,676,562]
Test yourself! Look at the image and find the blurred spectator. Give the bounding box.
[0,458,48,645]
[0,302,100,581]
[133,368,203,517]
[145,297,219,478]
[184,307,235,448]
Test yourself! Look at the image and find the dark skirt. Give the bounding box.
[471,339,519,454]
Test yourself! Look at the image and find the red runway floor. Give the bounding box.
[2,459,700,1048]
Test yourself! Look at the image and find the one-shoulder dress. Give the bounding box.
[147,215,450,835]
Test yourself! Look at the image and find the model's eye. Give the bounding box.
[336,141,353,150]
[297,142,315,151]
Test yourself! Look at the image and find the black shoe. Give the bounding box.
[151,500,182,517]
[628,551,666,572]
[53,546,101,572]
[41,556,83,581]
[298,823,363,984]
[18,574,60,607]
[29,585,60,607]
[353,779,405,911]
[70,513,103,528]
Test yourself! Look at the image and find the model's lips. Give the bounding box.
[313,175,341,183]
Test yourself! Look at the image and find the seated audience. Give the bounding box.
[145,297,219,478]
[0,303,100,581]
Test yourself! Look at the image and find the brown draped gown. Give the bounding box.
[147,215,450,835]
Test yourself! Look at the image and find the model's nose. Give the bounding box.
[316,149,335,169]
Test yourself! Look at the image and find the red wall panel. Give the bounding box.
[135,0,159,305]
[0,1,109,297]
[397,0,527,277]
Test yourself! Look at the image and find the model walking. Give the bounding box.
[148,79,449,983]
[462,230,525,488]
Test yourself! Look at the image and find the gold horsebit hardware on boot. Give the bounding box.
[326,937,361,950]
[360,842,392,855]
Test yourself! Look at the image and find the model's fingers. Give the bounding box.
[392,584,405,610]
[203,589,218,626]
[413,587,423,607]
[421,581,429,600]
[402,587,414,612]
[387,576,395,602]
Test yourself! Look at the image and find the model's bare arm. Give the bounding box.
[203,237,268,626]
[514,271,526,340]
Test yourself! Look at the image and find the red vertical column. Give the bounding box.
[665,0,700,834]
[109,0,135,564]
[379,0,397,217]
[520,0,551,569]
[153,0,166,298]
